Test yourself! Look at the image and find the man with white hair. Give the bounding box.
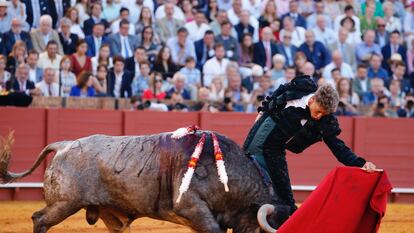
[24,0,57,29]
[166,72,191,100]
[298,30,331,71]
[3,18,33,55]
[155,0,185,21]
[6,63,41,96]
[30,15,63,54]
[35,67,59,97]
[312,15,336,47]
[253,27,279,70]
[322,50,354,83]
[0,0,12,33]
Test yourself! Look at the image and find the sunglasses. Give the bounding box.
[377,25,385,27]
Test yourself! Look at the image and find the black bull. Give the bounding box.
[0,132,290,233]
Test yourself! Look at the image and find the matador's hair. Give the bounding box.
[314,84,339,114]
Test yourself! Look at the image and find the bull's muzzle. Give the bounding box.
[257,204,277,233]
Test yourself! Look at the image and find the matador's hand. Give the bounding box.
[361,162,383,173]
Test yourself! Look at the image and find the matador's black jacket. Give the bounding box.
[243,75,366,211]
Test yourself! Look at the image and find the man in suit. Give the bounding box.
[58,17,79,55]
[108,19,139,58]
[30,15,63,55]
[156,2,184,43]
[281,1,307,29]
[215,21,239,62]
[277,31,297,67]
[85,23,108,57]
[194,30,215,71]
[329,28,357,71]
[6,63,40,96]
[27,50,43,83]
[3,18,33,56]
[107,56,133,98]
[298,30,331,71]
[83,3,110,36]
[253,27,279,70]
[352,64,371,99]
[23,0,57,29]
[381,30,407,73]
[374,18,390,48]
[50,0,72,26]
[125,47,147,78]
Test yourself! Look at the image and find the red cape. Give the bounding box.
[277,167,392,233]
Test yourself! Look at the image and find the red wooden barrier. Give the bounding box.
[0,107,47,200]
[46,109,124,144]
[354,117,414,189]
[199,112,256,145]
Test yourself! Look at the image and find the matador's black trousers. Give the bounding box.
[244,115,297,213]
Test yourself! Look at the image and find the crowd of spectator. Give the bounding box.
[0,0,414,117]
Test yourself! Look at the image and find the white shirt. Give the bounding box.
[36,80,59,97]
[121,0,154,24]
[285,93,314,126]
[38,52,63,70]
[242,0,262,18]
[227,9,259,31]
[70,24,85,39]
[113,72,123,98]
[312,27,336,47]
[184,21,211,42]
[322,62,354,83]
[29,68,38,83]
[280,27,306,47]
[155,5,185,21]
[202,57,230,87]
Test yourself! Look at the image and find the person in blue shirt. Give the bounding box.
[298,30,331,72]
[69,71,96,97]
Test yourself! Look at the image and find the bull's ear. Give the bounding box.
[194,165,208,180]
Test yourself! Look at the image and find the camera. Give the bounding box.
[257,95,265,102]
[224,97,232,104]
[407,100,414,110]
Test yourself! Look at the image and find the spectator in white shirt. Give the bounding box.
[203,43,230,87]
[184,10,211,42]
[334,5,361,35]
[121,0,154,25]
[38,40,63,70]
[312,15,336,47]
[155,0,185,21]
[36,67,59,96]
[322,50,354,83]
[111,7,136,35]
[279,16,306,47]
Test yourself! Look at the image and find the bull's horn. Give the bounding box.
[257,204,277,233]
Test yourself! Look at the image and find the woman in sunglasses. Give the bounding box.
[142,71,166,100]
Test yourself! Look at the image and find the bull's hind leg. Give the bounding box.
[175,196,225,233]
[32,201,81,233]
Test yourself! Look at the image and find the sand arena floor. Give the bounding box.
[0,202,413,233]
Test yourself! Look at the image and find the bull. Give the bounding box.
[0,131,289,233]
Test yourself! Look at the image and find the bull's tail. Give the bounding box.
[0,132,68,184]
